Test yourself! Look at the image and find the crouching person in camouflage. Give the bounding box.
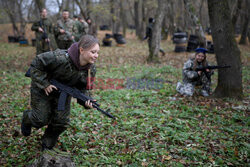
[176,48,213,97]
[21,35,99,150]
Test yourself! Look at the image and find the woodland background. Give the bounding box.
[0,0,249,166]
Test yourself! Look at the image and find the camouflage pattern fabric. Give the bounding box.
[81,20,89,36]
[31,18,58,54]
[23,49,96,148]
[73,20,88,42]
[55,19,77,49]
[176,58,213,96]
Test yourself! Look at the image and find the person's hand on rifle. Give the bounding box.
[206,69,210,72]
[38,27,44,33]
[59,29,65,34]
[45,38,50,43]
[85,99,97,109]
[198,71,202,76]
[44,85,57,96]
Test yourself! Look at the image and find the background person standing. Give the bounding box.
[31,8,57,54]
[55,10,77,49]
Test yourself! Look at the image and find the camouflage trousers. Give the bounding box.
[36,40,51,55]
[176,75,211,97]
[22,86,71,149]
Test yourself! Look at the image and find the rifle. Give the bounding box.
[25,68,115,119]
[39,20,52,51]
[58,22,76,43]
[195,65,231,72]
[195,65,231,79]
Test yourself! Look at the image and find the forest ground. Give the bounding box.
[0,29,249,166]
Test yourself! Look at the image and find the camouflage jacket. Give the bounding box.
[55,19,77,41]
[182,58,212,84]
[30,49,96,94]
[73,20,88,42]
[82,20,89,35]
[31,18,54,41]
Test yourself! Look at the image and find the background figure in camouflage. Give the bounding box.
[144,17,165,56]
[31,8,57,55]
[73,15,88,42]
[86,17,97,37]
[79,17,89,35]
[21,35,99,150]
[55,10,77,49]
[176,48,213,97]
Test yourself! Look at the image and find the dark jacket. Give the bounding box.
[30,49,96,94]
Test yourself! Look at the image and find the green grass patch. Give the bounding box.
[0,42,249,166]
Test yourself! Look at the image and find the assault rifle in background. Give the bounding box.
[195,65,231,79]
[39,20,52,50]
[25,69,115,119]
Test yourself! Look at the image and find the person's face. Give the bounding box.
[79,43,100,66]
[62,11,69,20]
[196,53,205,63]
[41,9,47,18]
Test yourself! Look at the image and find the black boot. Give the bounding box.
[21,110,32,136]
[41,142,53,151]
[41,125,66,151]
[160,49,166,56]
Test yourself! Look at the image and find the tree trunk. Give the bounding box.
[161,14,168,40]
[134,0,140,36]
[86,0,92,18]
[231,0,243,28]
[239,0,250,44]
[110,0,116,34]
[208,0,243,99]
[248,28,250,42]
[138,0,146,39]
[167,0,175,36]
[198,0,205,28]
[183,0,206,45]
[147,0,167,63]
[75,0,85,18]
[56,0,64,14]
[34,0,46,13]
[2,0,21,36]
[65,0,70,10]
[17,0,27,37]
[120,0,127,37]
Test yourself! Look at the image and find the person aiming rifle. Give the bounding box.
[31,8,55,54]
[21,35,106,151]
[176,48,217,97]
